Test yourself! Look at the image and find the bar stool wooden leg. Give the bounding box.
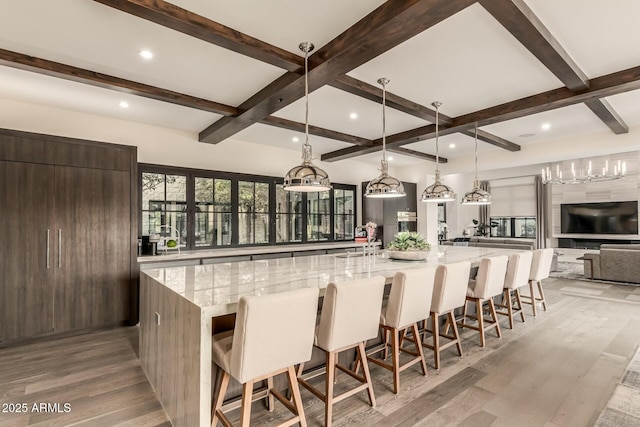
[515,289,525,322]
[211,371,230,427]
[488,298,501,338]
[538,281,548,311]
[449,311,463,357]
[287,366,307,427]
[239,380,254,427]
[431,312,441,369]
[358,342,376,407]
[266,376,275,411]
[382,328,389,360]
[529,280,538,317]
[476,299,485,347]
[504,289,514,330]
[325,351,336,427]
[412,323,428,376]
[391,328,401,394]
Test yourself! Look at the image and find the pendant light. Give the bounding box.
[364,78,405,198]
[283,42,332,192]
[421,102,456,202]
[462,123,492,205]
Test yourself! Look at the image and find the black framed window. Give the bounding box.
[307,191,331,241]
[238,180,270,245]
[141,172,188,245]
[276,184,303,243]
[334,187,355,240]
[139,164,356,249]
[194,177,232,247]
[490,216,537,238]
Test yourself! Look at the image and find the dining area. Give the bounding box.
[139,245,554,427]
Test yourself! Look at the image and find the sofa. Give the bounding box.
[582,244,640,284]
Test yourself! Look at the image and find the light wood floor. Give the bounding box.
[1,277,639,427]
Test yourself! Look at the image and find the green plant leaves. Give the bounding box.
[386,231,431,251]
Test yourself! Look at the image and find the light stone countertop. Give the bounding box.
[137,241,380,264]
[141,245,524,317]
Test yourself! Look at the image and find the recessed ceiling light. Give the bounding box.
[349,112,358,120]
[449,143,456,149]
[119,101,129,109]
[292,137,299,142]
[138,50,154,59]
[388,156,394,161]
[541,122,551,131]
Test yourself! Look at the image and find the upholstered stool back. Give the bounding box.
[431,261,471,314]
[316,276,386,352]
[505,251,533,290]
[530,248,554,282]
[383,267,436,329]
[471,256,509,299]
[229,288,318,384]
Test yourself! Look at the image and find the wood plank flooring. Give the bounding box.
[1,277,639,426]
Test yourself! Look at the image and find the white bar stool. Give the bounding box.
[459,256,509,347]
[211,288,318,427]
[297,276,385,427]
[366,268,435,394]
[523,248,554,316]
[422,261,471,370]
[496,251,533,329]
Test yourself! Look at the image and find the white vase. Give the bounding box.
[387,250,430,261]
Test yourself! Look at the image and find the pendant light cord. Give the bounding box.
[382,80,387,162]
[474,122,478,180]
[434,103,440,173]
[304,48,309,148]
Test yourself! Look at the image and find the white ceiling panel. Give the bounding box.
[481,103,610,146]
[0,0,283,106]
[525,0,640,78]
[272,86,428,139]
[604,90,640,128]
[166,0,387,53]
[402,132,486,160]
[357,151,426,168]
[0,65,220,132]
[348,3,563,118]
[233,122,352,156]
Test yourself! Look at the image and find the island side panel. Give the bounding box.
[140,273,202,427]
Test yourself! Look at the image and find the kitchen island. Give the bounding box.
[139,246,525,427]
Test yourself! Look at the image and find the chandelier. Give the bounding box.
[541,158,626,184]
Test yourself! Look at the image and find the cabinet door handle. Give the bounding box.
[58,229,62,268]
[46,229,50,269]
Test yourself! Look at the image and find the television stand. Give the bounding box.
[558,238,640,250]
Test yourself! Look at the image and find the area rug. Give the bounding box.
[595,346,640,426]
[550,261,585,280]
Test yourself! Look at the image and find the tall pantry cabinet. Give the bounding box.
[0,129,137,342]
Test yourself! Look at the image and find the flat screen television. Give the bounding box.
[561,201,638,234]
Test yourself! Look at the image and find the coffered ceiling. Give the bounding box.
[0,0,639,169]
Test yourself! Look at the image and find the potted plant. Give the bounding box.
[386,231,431,261]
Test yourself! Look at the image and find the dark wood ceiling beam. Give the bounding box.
[480,0,628,134]
[93,0,303,72]
[0,48,237,116]
[199,0,477,144]
[388,147,446,163]
[259,116,371,146]
[583,98,629,134]
[322,64,640,161]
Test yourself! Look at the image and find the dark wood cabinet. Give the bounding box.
[0,129,137,342]
[0,161,56,341]
[361,181,418,246]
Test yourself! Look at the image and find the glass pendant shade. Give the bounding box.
[421,101,456,203]
[365,77,405,198]
[283,42,332,192]
[461,123,491,205]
